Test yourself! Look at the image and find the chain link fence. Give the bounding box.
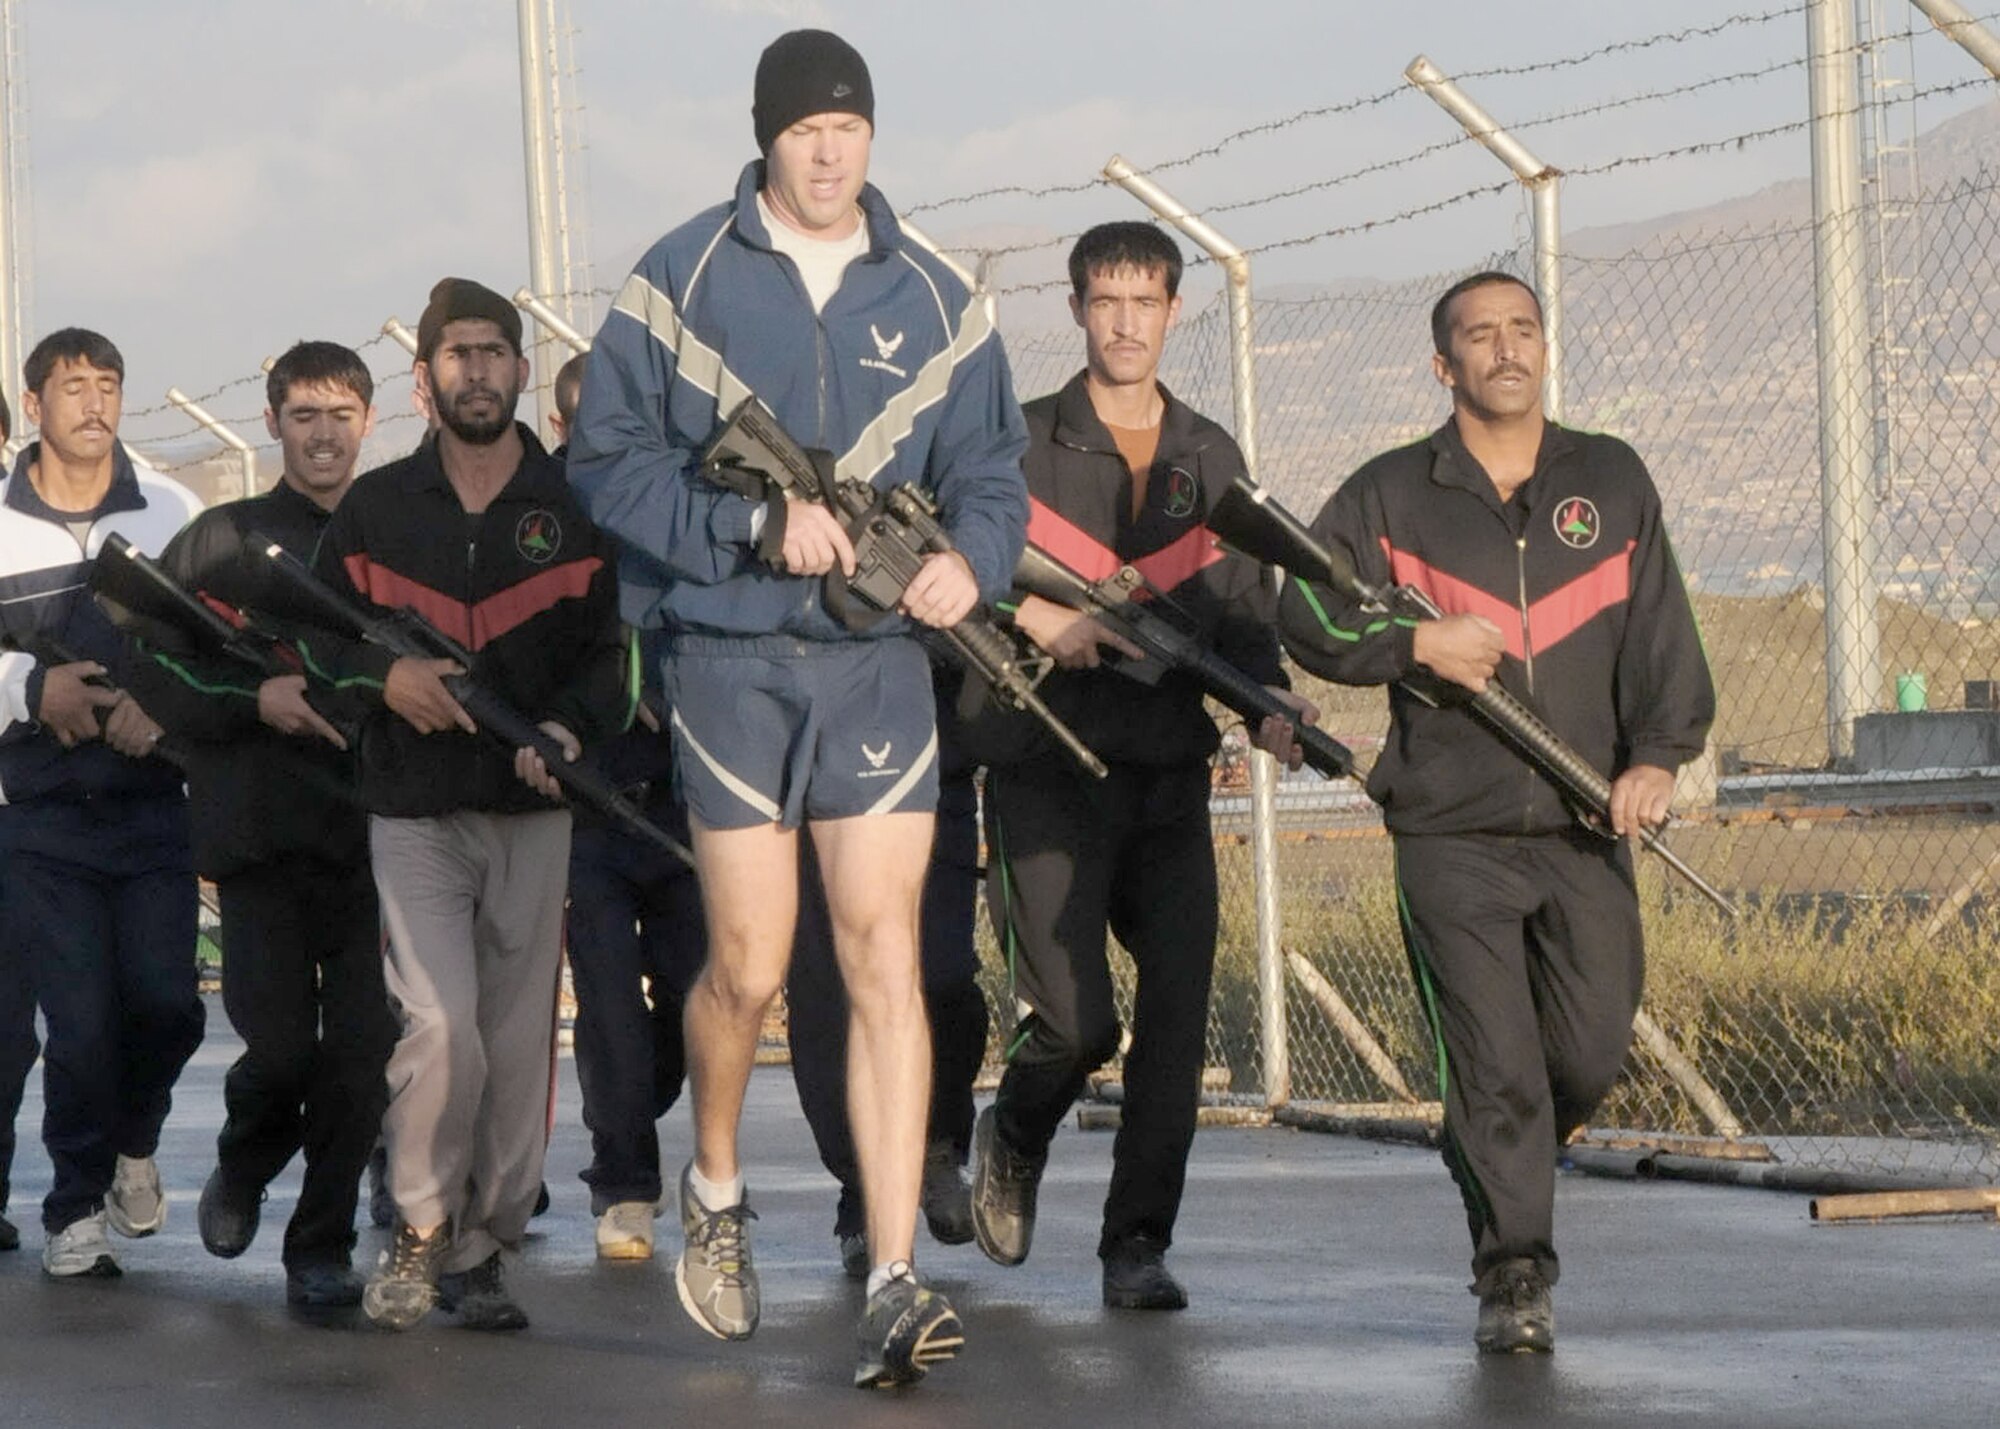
[985,167,2000,1186]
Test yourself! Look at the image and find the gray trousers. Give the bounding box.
[371,809,570,1273]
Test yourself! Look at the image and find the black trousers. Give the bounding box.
[1392,830,1643,1290]
[787,766,988,1238]
[985,757,1217,1259]
[565,803,706,1215]
[215,854,394,1270]
[0,940,37,1217]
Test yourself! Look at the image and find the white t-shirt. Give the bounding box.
[758,191,869,314]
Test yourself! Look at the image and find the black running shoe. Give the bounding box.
[287,1261,366,1308]
[0,1210,18,1252]
[1474,1257,1554,1354]
[438,1251,529,1332]
[853,1263,963,1389]
[970,1106,1042,1267]
[1102,1235,1188,1310]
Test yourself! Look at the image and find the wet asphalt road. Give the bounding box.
[0,996,1995,1428]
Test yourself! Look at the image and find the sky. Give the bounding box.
[7,0,1998,460]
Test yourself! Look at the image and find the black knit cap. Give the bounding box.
[752,29,874,154]
[416,277,523,362]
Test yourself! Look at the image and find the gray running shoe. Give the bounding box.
[363,1222,448,1331]
[674,1162,759,1340]
[1474,1257,1555,1354]
[853,1263,963,1389]
[105,1154,165,1238]
[970,1106,1042,1267]
[43,1209,120,1279]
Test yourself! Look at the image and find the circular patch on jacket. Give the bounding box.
[516,510,562,564]
[1163,467,1200,519]
[1552,497,1600,550]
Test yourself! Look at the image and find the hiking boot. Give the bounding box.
[674,1162,759,1340]
[1102,1236,1188,1310]
[921,1140,975,1246]
[596,1200,655,1261]
[438,1252,529,1332]
[1474,1257,1554,1354]
[287,1262,366,1308]
[104,1154,165,1238]
[363,1222,448,1331]
[0,1210,18,1252]
[970,1106,1042,1267]
[43,1209,120,1279]
[197,1168,263,1259]
[366,1144,394,1229]
[853,1262,964,1389]
[839,1231,870,1282]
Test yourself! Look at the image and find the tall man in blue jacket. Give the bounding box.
[0,328,206,1280]
[1277,272,1714,1354]
[570,29,1027,1389]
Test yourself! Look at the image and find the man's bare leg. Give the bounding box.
[811,810,934,1269]
[684,819,799,1185]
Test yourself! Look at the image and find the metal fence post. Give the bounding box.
[1910,0,2000,76]
[1807,0,1883,763]
[517,0,563,444]
[513,288,592,354]
[1100,154,1290,1107]
[1403,56,1565,423]
[165,387,258,499]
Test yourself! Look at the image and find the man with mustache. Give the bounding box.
[1276,271,1714,1354]
[124,341,398,1308]
[0,327,205,1279]
[0,383,35,1258]
[965,223,1311,1311]
[305,280,628,1332]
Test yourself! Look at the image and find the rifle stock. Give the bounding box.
[251,537,698,871]
[1208,475,1738,918]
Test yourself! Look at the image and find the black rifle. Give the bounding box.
[0,626,190,770]
[701,395,1107,779]
[1013,543,1356,781]
[93,532,298,681]
[1208,474,1738,918]
[250,536,698,871]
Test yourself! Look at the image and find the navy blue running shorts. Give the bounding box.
[664,634,940,831]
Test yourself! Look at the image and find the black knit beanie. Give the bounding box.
[416,278,523,362]
[752,30,874,153]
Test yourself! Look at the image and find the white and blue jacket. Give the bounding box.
[0,443,201,807]
[568,161,1029,643]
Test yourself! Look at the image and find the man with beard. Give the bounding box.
[125,341,398,1307]
[306,279,628,1331]
[0,328,206,1279]
[1276,271,1713,1353]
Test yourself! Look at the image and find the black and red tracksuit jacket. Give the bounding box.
[306,425,629,819]
[1277,418,1713,837]
[963,371,1284,769]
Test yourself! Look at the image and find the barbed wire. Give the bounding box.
[908,3,1808,217]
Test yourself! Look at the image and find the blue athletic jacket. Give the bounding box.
[568,161,1028,643]
[0,444,201,810]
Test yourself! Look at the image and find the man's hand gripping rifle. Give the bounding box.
[250,537,698,871]
[1013,543,1356,781]
[1208,476,1738,918]
[702,395,1106,779]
